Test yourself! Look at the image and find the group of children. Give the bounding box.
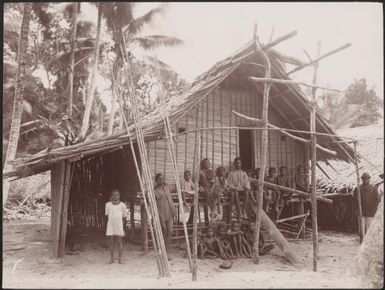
[197,220,275,260]
[104,157,309,263]
[180,159,309,223]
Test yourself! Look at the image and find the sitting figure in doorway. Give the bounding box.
[105,189,127,264]
[212,166,230,221]
[228,157,251,220]
[274,165,293,220]
[198,225,226,259]
[154,173,176,261]
[217,222,236,259]
[264,167,278,216]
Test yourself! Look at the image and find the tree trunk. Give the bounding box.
[107,68,119,135]
[79,4,102,139]
[67,2,79,117]
[3,3,32,205]
[351,198,383,288]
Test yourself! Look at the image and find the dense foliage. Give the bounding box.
[319,78,383,129]
[3,2,186,163]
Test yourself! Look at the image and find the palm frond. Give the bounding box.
[124,4,167,35]
[142,55,174,72]
[47,47,94,68]
[131,35,183,50]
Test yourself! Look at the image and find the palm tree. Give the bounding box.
[3,3,33,205]
[102,2,183,135]
[79,3,102,139]
[67,2,79,117]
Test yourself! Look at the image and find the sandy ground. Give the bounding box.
[3,217,364,289]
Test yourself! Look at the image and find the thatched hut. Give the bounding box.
[4,40,355,257]
[317,123,384,231]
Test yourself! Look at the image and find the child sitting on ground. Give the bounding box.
[105,189,127,264]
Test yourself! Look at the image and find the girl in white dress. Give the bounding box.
[105,190,127,264]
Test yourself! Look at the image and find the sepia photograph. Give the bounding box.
[2,2,383,289]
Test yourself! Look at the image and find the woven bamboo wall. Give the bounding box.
[147,87,307,183]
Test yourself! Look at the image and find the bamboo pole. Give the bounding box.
[168,126,356,143]
[231,111,337,156]
[119,38,170,276]
[107,52,165,276]
[287,43,351,75]
[249,178,332,204]
[252,24,272,264]
[249,77,342,93]
[67,2,78,117]
[261,211,299,265]
[353,141,364,243]
[310,41,321,272]
[155,57,193,271]
[192,129,201,281]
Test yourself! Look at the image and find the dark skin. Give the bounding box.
[240,224,253,258]
[227,221,245,258]
[155,174,175,261]
[198,227,225,259]
[213,167,227,218]
[263,168,277,214]
[362,176,370,186]
[275,166,291,213]
[182,170,195,205]
[107,191,125,264]
[218,224,235,259]
[231,159,250,219]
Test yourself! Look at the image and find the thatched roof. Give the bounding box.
[317,123,384,192]
[4,39,355,180]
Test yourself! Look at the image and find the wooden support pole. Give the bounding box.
[287,43,351,75]
[261,211,299,265]
[192,129,201,281]
[155,57,193,272]
[108,49,167,276]
[58,162,73,257]
[253,24,272,265]
[310,41,321,272]
[249,178,332,204]
[353,142,364,243]
[141,204,149,253]
[232,111,338,157]
[249,77,342,93]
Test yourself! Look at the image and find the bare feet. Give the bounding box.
[107,258,114,264]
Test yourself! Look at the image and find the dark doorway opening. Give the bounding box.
[239,129,253,171]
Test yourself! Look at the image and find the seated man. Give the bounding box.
[227,157,251,220]
[274,165,292,220]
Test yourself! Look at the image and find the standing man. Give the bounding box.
[228,157,251,219]
[354,172,380,236]
[154,173,175,261]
